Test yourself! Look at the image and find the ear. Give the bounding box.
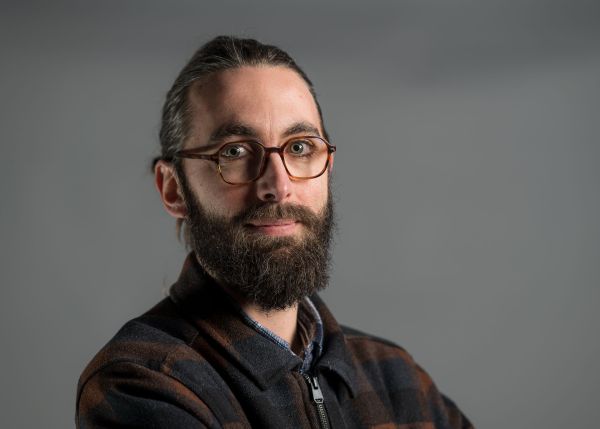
[154,160,187,219]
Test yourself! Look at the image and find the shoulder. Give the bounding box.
[341,324,419,368]
[77,297,202,397]
[339,325,436,400]
[341,325,406,348]
[76,298,231,427]
[339,325,474,428]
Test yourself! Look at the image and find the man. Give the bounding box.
[76,36,473,428]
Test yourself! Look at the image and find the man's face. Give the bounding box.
[182,66,330,222]
[165,66,334,310]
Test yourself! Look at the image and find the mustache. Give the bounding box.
[232,202,322,229]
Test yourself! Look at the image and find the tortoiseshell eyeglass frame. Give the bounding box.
[172,136,336,185]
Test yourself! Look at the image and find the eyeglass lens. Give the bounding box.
[218,138,329,184]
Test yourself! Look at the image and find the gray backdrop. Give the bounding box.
[1,1,599,428]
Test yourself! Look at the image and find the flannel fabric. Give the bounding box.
[76,254,474,428]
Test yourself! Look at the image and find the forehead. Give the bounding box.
[186,66,322,144]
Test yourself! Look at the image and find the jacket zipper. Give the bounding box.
[304,374,331,429]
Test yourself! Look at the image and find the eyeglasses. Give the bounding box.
[173,136,336,185]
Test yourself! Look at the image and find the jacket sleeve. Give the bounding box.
[76,361,220,428]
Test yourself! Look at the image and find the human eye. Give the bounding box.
[286,139,316,157]
[220,143,252,159]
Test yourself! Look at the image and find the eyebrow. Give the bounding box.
[208,121,322,144]
[282,122,322,138]
[208,122,259,143]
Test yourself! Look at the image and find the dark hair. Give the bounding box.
[153,35,327,170]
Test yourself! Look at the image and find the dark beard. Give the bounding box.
[179,177,335,311]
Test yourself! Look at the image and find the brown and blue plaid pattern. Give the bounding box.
[77,254,474,428]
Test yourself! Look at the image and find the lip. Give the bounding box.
[245,219,299,236]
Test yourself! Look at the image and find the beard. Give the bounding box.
[178,177,335,311]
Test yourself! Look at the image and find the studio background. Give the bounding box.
[1,1,599,428]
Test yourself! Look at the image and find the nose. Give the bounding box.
[255,152,292,202]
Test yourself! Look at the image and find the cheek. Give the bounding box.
[296,178,329,212]
[183,167,245,215]
[202,186,255,217]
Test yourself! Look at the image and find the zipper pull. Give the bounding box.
[307,375,324,404]
[304,374,331,429]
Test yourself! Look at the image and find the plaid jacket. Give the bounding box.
[76,255,474,428]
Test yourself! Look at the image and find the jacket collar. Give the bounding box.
[310,294,358,398]
[169,253,358,397]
